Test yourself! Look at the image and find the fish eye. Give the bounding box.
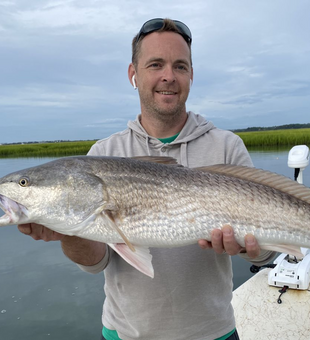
[19,178,29,187]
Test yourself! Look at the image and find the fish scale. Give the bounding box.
[0,155,310,277]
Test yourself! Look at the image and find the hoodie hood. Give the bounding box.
[127,111,216,166]
[89,110,251,170]
[128,112,215,143]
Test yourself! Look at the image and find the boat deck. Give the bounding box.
[232,268,310,339]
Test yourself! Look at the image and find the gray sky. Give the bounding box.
[1,0,309,144]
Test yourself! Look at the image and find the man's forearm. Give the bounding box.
[239,249,277,266]
[61,236,106,266]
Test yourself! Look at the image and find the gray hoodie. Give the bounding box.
[82,112,274,340]
[88,112,252,169]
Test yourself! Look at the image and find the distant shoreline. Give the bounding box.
[0,140,96,158]
[232,123,310,133]
[0,127,309,158]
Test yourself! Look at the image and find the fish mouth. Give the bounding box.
[0,194,29,226]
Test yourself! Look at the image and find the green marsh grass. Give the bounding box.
[1,128,309,158]
[0,141,97,158]
[235,129,310,147]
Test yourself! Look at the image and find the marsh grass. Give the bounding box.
[235,128,310,147]
[0,141,97,158]
[1,128,309,157]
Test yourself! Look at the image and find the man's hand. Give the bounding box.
[198,224,260,259]
[18,223,106,266]
[18,223,65,242]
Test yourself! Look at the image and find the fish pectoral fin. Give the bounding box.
[104,210,135,252]
[260,244,304,258]
[108,243,154,278]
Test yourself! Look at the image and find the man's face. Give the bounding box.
[132,31,193,122]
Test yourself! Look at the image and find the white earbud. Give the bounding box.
[190,79,193,87]
[132,75,137,90]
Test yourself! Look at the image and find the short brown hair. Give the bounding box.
[131,18,192,68]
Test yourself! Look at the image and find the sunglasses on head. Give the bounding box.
[136,18,192,44]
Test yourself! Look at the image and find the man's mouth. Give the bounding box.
[156,91,177,95]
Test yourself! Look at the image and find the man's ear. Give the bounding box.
[128,63,137,89]
[190,67,194,87]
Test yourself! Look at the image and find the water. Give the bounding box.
[0,150,309,340]
[0,158,104,340]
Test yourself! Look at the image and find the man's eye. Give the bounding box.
[176,65,187,71]
[150,63,160,68]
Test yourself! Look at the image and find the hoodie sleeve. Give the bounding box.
[227,135,253,167]
[77,245,111,274]
[239,250,277,266]
[87,140,106,156]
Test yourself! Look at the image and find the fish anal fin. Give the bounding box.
[260,244,304,258]
[108,243,154,278]
[104,210,136,252]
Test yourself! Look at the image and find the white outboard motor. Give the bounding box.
[268,252,310,290]
[287,145,310,184]
[268,145,310,290]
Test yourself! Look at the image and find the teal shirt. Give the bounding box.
[102,326,236,340]
[157,132,180,144]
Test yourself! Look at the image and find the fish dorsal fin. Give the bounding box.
[194,164,310,205]
[130,156,179,165]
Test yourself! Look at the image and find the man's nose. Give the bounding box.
[161,66,176,83]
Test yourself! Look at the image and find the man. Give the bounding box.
[19,18,275,340]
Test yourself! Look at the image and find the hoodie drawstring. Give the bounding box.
[180,143,189,167]
[145,136,151,156]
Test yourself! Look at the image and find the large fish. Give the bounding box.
[0,156,310,278]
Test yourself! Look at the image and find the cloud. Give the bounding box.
[1,0,310,143]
